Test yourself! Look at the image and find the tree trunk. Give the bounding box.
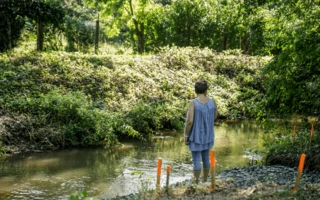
[133,20,144,54]
[37,17,44,51]
[223,29,228,50]
[95,14,99,54]
[187,25,191,46]
[138,22,144,53]
[7,19,12,50]
[129,0,144,54]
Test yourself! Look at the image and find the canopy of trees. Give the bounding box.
[0,0,64,52]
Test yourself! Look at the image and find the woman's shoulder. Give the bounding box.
[188,99,195,107]
[209,98,216,103]
[208,98,217,106]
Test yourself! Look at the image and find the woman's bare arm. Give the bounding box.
[213,98,218,120]
[184,100,194,138]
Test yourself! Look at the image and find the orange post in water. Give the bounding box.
[210,150,216,191]
[156,158,162,190]
[166,166,171,189]
[293,154,306,193]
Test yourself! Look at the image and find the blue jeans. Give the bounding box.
[191,149,210,171]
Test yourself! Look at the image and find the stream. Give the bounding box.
[0,120,264,199]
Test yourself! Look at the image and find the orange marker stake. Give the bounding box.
[210,150,216,191]
[293,154,306,193]
[166,166,171,190]
[310,124,315,147]
[311,124,314,137]
[156,158,162,190]
[293,126,296,144]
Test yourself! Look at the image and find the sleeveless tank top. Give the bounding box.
[187,98,216,151]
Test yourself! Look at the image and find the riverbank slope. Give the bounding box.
[0,47,270,153]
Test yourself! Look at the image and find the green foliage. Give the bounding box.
[126,100,186,136]
[2,90,120,148]
[263,122,320,171]
[68,191,99,200]
[63,0,99,52]
[145,0,249,52]
[156,47,270,119]
[0,47,268,150]
[0,0,65,52]
[28,91,112,146]
[65,17,95,52]
[0,0,27,52]
[138,0,270,54]
[84,0,152,53]
[263,1,320,116]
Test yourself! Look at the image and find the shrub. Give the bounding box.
[263,122,320,171]
[126,100,186,136]
[2,90,122,148]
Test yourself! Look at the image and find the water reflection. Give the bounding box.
[0,120,264,199]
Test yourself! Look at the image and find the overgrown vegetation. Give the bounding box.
[263,121,320,171]
[263,2,320,116]
[1,0,319,179]
[0,47,268,151]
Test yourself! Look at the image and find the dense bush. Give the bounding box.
[1,91,121,148]
[0,47,268,151]
[263,6,320,116]
[263,122,320,171]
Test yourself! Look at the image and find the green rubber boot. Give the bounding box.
[203,168,210,182]
[193,170,201,184]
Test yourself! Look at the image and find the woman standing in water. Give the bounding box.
[184,80,218,184]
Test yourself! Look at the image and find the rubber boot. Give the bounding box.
[203,168,210,182]
[193,170,201,184]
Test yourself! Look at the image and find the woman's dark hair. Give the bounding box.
[195,80,208,94]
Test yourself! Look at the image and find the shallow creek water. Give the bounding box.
[0,120,264,199]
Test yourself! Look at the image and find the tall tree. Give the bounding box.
[263,0,320,116]
[27,0,65,51]
[0,0,64,52]
[0,0,28,52]
[85,0,152,54]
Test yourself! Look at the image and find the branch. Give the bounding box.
[128,0,134,16]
